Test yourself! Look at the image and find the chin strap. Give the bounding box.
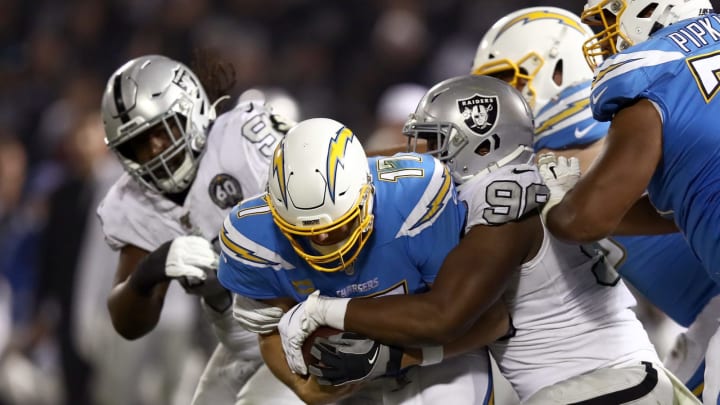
[457,145,534,183]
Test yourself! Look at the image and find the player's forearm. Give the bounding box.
[344,292,474,346]
[107,279,168,340]
[259,332,306,395]
[613,195,678,235]
[399,301,509,368]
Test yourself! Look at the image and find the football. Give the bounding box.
[302,326,344,367]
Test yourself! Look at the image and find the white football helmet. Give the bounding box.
[403,75,535,184]
[265,118,374,272]
[581,0,713,69]
[101,55,216,194]
[471,7,597,111]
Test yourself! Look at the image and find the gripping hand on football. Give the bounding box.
[538,153,581,223]
[278,291,350,375]
[308,332,403,386]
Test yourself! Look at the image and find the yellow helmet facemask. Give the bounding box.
[265,184,374,272]
[581,0,630,70]
[471,52,543,110]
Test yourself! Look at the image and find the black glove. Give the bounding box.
[308,332,403,386]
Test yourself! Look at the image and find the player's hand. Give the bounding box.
[130,235,217,295]
[308,332,403,386]
[294,374,360,405]
[232,294,284,334]
[166,235,218,280]
[537,153,580,222]
[279,291,350,374]
[279,299,313,375]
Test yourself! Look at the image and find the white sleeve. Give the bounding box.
[96,175,183,252]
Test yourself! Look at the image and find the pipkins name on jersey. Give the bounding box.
[667,14,720,53]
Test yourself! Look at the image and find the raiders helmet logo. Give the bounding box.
[457,94,498,135]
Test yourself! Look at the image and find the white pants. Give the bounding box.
[704,327,720,405]
[192,343,304,405]
[524,362,700,405]
[663,295,720,402]
[340,348,493,405]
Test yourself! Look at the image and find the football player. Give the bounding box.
[277,75,699,404]
[97,55,301,404]
[217,117,497,404]
[535,1,720,402]
[471,6,720,398]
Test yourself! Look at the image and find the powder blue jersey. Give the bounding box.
[590,14,720,283]
[534,80,608,151]
[217,153,466,302]
[538,69,719,328]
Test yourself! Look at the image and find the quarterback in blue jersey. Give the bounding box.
[536,0,720,402]
[217,118,498,404]
[471,6,720,398]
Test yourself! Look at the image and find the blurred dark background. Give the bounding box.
[0,1,716,404]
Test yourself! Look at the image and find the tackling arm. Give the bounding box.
[544,99,663,242]
[107,244,169,340]
[342,215,538,346]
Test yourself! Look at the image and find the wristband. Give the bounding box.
[420,346,444,366]
[324,297,350,330]
[128,241,172,295]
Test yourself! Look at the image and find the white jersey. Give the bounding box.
[98,98,283,251]
[457,164,659,402]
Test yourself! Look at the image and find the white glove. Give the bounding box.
[232,294,284,335]
[278,291,350,375]
[537,153,580,222]
[166,235,218,280]
[279,299,311,375]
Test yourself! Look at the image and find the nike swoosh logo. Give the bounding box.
[574,122,598,138]
[368,347,380,364]
[591,86,608,104]
[512,168,534,174]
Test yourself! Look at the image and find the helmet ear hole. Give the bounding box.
[553,60,564,86]
[474,139,492,156]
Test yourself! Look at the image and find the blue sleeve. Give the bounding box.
[414,196,465,284]
[533,81,609,150]
[590,47,684,121]
[217,254,284,300]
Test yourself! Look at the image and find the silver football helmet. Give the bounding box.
[266,118,374,272]
[403,75,535,184]
[582,0,713,69]
[101,55,216,194]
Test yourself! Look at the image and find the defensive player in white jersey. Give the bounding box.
[96,54,301,404]
[470,7,720,398]
[535,1,720,402]
[277,75,699,404]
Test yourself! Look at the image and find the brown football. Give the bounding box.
[302,326,343,367]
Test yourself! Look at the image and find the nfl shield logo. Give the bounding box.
[457,94,498,135]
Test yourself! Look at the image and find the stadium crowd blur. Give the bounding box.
[0,0,706,404]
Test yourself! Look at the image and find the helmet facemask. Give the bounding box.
[582,0,631,70]
[471,53,543,110]
[266,182,374,273]
[112,98,205,194]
